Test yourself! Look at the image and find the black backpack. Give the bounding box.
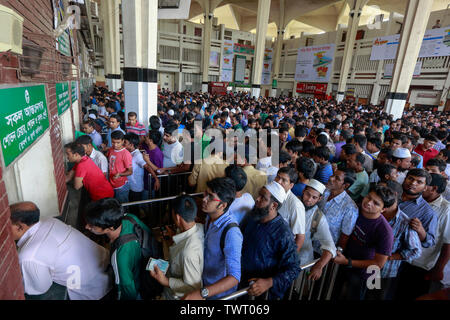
[111,215,163,300]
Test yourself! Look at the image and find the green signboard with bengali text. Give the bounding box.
[71,81,78,102]
[56,82,70,115]
[0,85,50,167]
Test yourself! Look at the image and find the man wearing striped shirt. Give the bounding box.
[126,112,147,143]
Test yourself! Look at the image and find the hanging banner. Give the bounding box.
[0,85,50,167]
[220,41,234,82]
[234,55,246,83]
[233,43,254,55]
[294,44,335,82]
[384,61,422,78]
[209,51,220,68]
[261,48,274,85]
[370,26,450,60]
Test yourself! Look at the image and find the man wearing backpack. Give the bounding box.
[85,198,161,300]
[183,177,243,300]
[299,179,336,281]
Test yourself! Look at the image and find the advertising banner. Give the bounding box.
[370,26,450,60]
[261,48,273,85]
[220,41,234,82]
[294,44,335,82]
[296,83,328,94]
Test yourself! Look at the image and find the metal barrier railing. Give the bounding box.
[220,258,340,301]
[121,191,203,228]
[149,171,194,199]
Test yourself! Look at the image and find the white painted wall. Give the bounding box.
[60,110,74,146]
[159,72,175,91]
[3,131,60,219]
[409,90,441,106]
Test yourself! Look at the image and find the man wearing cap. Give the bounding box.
[240,182,300,300]
[275,167,306,252]
[298,179,336,280]
[391,147,412,184]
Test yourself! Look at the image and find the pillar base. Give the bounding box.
[336,92,345,103]
[251,86,261,98]
[384,93,407,120]
[124,81,157,128]
[202,82,209,93]
[270,88,277,98]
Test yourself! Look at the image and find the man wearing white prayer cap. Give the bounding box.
[241,181,300,299]
[298,179,336,281]
[391,147,412,184]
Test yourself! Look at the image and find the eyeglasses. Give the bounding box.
[203,191,221,203]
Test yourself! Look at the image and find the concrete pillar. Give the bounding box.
[201,1,213,93]
[438,68,450,111]
[251,0,271,98]
[326,25,343,96]
[271,0,285,98]
[384,0,433,119]
[370,12,395,105]
[122,0,158,129]
[102,0,122,92]
[336,0,368,103]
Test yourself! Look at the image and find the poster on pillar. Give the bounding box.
[370,26,450,60]
[261,48,274,85]
[221,41,234,82]
[235,55,246,83]
[294,44,335,83]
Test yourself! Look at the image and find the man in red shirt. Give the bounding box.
[107,131,133,203]
[125,112,147,144]
[414,134,439,167]
[65,142,114,201]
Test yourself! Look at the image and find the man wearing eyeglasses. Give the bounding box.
[183,177,243,300]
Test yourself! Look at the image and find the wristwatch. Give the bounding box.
[200,287,209,299]
[346,258,352,268]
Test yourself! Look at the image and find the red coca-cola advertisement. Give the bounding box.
[208,82,228,95]
[296,83,328,95]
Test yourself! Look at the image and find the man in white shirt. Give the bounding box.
[417,174,450,295]
[150,195,204,300]
[162,123,184,168]
[299,180,336,280]
[275,166,306,252]
[10,201,112,300]
[76,135,108,178]
[225,165,255,224]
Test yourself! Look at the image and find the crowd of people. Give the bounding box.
[9,85,450,301]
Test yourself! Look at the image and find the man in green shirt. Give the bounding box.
[85,198,151,300]
[346,152,370,202]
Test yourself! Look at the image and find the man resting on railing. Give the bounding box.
[240,182,301,300]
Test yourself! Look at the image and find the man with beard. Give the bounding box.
[299,180,336,281]
[240,182,300,300]
[391,148,412,184]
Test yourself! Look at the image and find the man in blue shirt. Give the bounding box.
[398,169,438,249]
[240,182,300,299]
[313,147,333,185]
[183,177,243,300]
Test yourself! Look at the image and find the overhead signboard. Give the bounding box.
[0,85,50,167]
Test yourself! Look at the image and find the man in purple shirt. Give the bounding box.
[334,185,395,300]
[142,130,164,199]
